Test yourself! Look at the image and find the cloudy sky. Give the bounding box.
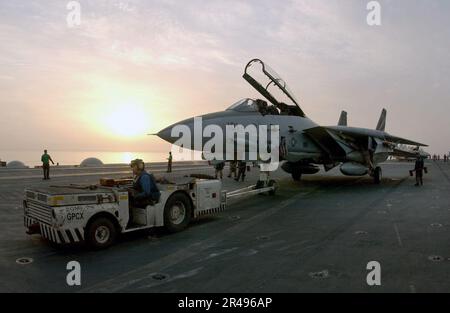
[1,0,449,154]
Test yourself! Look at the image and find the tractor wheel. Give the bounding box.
[164,193,192,233]
[86,217,117,250]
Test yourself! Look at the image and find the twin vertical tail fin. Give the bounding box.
[338,111,347,126]
[338,108,386,131]
[376,108,387,131]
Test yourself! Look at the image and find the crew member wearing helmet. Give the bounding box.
[129,159,161,207]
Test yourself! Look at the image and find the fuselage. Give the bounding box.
[157,58,427,184]
[157,98,319,152]
[157,99,389,167]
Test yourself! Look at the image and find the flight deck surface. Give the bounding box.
[0,161,449,292]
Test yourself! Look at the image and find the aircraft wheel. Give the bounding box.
[374,167,382,184]
[292,170,302,181]
[255,180,265,189]
[267,179,278,196]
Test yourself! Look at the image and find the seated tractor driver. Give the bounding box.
[129,159,161,208]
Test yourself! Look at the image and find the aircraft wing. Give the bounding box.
[325,126,428,147]
[303,127,346,162]
[391,147,421,158]
[383,134,428,147]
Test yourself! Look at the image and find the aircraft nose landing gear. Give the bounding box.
[292,169,302,182]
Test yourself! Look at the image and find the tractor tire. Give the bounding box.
[164,193,192,233]
[86,217,117,250]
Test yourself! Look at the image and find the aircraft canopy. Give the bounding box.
[226,98,258,112]
[243,59,306,117]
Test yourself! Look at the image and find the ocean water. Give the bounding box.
[0,150,171,167]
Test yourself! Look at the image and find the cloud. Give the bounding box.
[1,0,450,153]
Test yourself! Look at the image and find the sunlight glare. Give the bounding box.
[101,103,150,138]
[121,152,134,164]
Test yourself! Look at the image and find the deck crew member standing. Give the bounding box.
[413,156,425,186]
[235,161,247,182]
[41,149,55,180]
[228,160,237,178]
[167,151,173,173]
[214,160,225,179]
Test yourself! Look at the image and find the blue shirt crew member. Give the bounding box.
[130,159,161,208]
[134,172,160,201]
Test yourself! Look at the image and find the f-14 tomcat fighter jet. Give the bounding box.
[157,59,427,184]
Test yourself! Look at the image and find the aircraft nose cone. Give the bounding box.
[156,126,174,144]
[157,117,196,145]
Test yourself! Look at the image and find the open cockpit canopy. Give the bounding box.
[243,59,306,117]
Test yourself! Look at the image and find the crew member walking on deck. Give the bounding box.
[214,160,225,179]
[41,150,54,180]
[235,161,247,182]
[167,151,173,173]
[228,160,237,178]
[413,156,425,186]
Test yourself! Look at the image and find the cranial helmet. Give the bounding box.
[130,159,145,170]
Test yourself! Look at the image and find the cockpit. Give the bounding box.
[226,99,258,112]
[226,98,303,116]
[242,59,306,118]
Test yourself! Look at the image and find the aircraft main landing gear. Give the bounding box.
[292,169,302,182]
[373,166,382,184]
